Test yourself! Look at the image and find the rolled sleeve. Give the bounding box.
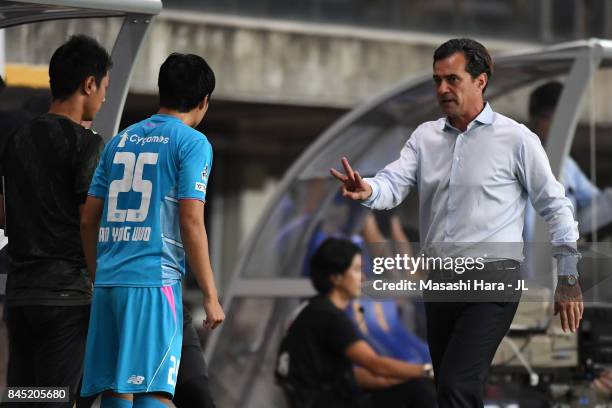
[556,251,580,276]
[361,177,380,207]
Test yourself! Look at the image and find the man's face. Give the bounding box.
[533,110,554,146]
[83,73,109,122]
[193,97,210,128]
[433,52,485,119]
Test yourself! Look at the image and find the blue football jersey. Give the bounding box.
[88,114,212,287]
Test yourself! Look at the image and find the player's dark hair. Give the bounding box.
[529,81,563,119]
[49,35,112,101]
[158,53,215,112]
[433,38,493,93]
[310,238,361,295]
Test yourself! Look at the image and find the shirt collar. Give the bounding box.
[441,102,494,131]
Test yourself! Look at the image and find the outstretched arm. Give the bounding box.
[331,132,419,210]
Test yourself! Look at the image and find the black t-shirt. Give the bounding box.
[276,296,362,406]
[1,113,104,306]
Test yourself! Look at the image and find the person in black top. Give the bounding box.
[0,35,111,407]
[277,237,436,408]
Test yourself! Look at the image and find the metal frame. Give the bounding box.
[0,0,162,138]
[0,0,160,24]
[205,40,612,370]
[532,42,604,281]
[93,13,155,138]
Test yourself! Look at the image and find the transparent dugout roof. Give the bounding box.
[0,0,161,27]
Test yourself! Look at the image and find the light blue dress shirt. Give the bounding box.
[362,103,579,275]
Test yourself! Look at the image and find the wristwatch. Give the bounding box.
[559,275,578,286]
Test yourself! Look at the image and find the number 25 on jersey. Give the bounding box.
[108,152,158,223]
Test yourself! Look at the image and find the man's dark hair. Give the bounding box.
[49,35,112,101]
[529,81,563,119]
[433,38,493,93]
[310,238,361,295]
[158,53,215,112]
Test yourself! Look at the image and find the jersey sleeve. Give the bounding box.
[178,135,213,202]
[326,309,362,354]
[88,141,112,199]
[74,132,104,203]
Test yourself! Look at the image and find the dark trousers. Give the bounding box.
[296,378,436,408]
[173,321,216,408]
[3,305,90,408]
[362,378,437,408]
[424,301,519,408]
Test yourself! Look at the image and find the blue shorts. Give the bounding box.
[81,282,183,397]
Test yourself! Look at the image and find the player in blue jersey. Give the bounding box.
[79,53,225,408]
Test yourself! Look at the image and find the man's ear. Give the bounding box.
[477,73,488,92]
[82,76,97,96]
[199,95,210,111]
[330,274,341,286]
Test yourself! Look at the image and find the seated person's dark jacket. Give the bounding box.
[276,295,362,407]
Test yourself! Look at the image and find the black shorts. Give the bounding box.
[177,308,209,384]
[4,304,90,408]
[173,307,216,408]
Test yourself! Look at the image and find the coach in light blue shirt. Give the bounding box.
[331,38,583,408]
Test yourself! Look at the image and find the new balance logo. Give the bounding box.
[127,375,145,385]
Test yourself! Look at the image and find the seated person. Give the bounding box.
[276,237,436,408]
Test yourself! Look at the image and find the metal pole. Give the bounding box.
[0,29,5,78]
[540,0,552,42]
[534,42,603,286]
[92,14,154,140]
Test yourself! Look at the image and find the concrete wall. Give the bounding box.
[4,10,529,110]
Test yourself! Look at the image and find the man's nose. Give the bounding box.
[437,80,449,94]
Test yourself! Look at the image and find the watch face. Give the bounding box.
[567,275,577,286]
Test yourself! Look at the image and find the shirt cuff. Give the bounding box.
[361,178,379,208]
[554,245,580,277]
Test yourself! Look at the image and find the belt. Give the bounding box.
[428,259,521,274]
[481,259,521,271]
